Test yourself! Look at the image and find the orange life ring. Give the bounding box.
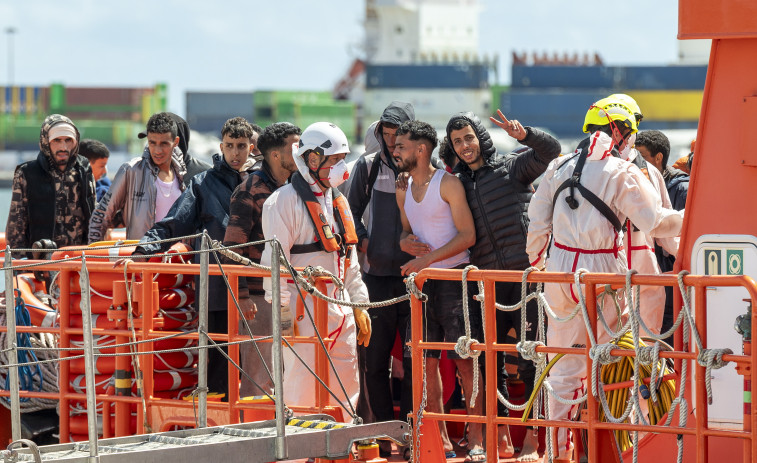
[69,374,113,395]
[13,273,58,327]
[151,369,198,392]
[68,335,118,352]
[154,351,197,371]
[151,242,194,289]
[68,314,119,330]
[51,240,139,270]
[159,307,197,330]
[154,336,196,351]
[159,286,195,309]
[68,292,113,314]
[69,351,197,374]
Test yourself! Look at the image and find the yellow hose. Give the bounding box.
[520,333,677,453]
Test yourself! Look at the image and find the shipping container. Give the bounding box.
[501,89,702,138]
[366,64,491,89]
[186,91,255,134]
[511,65,707,91]
[363,88,491,131]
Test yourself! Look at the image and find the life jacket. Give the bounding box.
[552,140,623,233]
[289,172,358,257]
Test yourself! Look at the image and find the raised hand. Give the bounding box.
[490,109,527,141]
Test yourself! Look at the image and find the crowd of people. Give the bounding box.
[5,92,690,462]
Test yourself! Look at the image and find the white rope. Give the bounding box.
[457,266,482,408]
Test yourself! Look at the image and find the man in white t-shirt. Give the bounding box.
[88,112,187,242]
[393,120,486,462]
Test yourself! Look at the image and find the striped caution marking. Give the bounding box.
[287,418,346,430]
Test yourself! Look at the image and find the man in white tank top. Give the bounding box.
[394,121,487,462]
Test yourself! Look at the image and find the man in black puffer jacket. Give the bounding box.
[135,117,257,398]
[446,110,561,460]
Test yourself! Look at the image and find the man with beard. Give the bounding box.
[446,110,561,461]
[6,114,96,256]
[223,121,301,396]
[393,120,484,462]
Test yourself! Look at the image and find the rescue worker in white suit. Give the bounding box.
[611,94,680,336]
[525,96,684,461]
[261,122,372,418]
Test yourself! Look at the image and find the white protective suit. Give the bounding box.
[621,149,680,335]
[261,181,369,419]
[526,131,684,454]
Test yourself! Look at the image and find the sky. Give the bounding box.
[0,0,685,115]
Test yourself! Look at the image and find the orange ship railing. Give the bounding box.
[1,258,351,446]
[408,268,757,463]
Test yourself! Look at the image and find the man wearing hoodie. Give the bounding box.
[347,102,415,454]
[88,112,187,242]
[138,112,211,186]
[447,110,561,461]
[133,116,257,398]
[7,114,96,256]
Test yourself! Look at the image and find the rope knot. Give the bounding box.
[589,343,622,365]
[405,273,428,302]
[454,336,481,359]
[636,345,659,365]
[697,348,732,370]
[517,340,544,362]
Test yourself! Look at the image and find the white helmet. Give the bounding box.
[294,122,350,181]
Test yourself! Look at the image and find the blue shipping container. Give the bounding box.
[501,89,605,138]
[366,64,490,89]
[511,65,706,91]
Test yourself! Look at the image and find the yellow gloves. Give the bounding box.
[352,308,372,347]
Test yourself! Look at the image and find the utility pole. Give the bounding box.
[5,27,16,86]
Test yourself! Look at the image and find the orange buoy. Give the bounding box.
[158,286,195,309]
[69,374,113,395]
[159,307,197,330]
[68,292,114,314]
[13,274,58,327]
[69,314,119,330]
[151,369,198,392]
[154,351,197,371]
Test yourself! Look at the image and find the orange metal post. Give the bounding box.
[482,277,498,461]
[584,282,599,463]
[315,280,329,412]
[58,269,72,441]
[227,275,240,418]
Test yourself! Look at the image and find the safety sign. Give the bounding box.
[726,249,744,275]
[704,249,721,275]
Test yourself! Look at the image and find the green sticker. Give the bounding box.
[745,390,752,404]
[727,249,744,275]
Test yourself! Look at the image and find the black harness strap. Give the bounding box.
[552,148,623,233]
[289,172,347,256]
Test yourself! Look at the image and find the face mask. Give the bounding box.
[327,159,349,187]
[618,133,636,160]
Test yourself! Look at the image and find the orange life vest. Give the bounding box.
[290,172,358,257]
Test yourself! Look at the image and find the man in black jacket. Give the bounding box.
[6,114,96,257]
[135,117,256,398]
[347,102,416,457]
[447,110,561,460]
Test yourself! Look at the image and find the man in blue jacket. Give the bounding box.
[135,117,257,398]
[447,110,561,461]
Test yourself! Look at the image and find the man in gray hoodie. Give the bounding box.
[347,101,415,457]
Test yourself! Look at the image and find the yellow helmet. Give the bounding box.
[609,93,643,126]
[582,96,639,134]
